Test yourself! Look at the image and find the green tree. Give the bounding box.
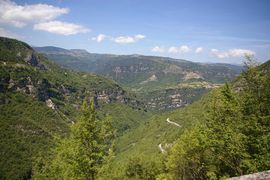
[166,84,248,179]
[33,98,114,180]
[204,84,248,178]
[166,125,209,180]
[125,157,163,180]
[240,58,270,171]
[166,58,270,179]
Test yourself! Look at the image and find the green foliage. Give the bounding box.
[0,37,143,179]
[166,125,209,179]
[0,92,69,180]
[33,98,115,180]
[165,59,270,179]
[98,103,151,136]
[1,37,269,180]
[125,157,163,180]
[240,58,270,171]
[0,37,32,63]
[105,98,207,178]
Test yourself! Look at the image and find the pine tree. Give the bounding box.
[71,99,102,180]
[33,98,114,180]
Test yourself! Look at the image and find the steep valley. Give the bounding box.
[1,0,269,179]
[1,37,264,180]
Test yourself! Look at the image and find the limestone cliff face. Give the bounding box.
[23,52,46,70]
[0,37,145,110]
[2,74,142,109]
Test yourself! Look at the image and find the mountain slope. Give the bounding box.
[0,37,148,179]
[103,94,210,178]
[109,59,270,179]
[35,46,242,110]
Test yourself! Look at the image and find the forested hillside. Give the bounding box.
[32,56,270,179]
[1,37,269,180]
[35,47,242,111]
[96,58,270,179]
[1,0,269,179]
[164,58,270,179]
[0,37,148,179]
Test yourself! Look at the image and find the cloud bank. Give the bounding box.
[151,45,255,60]
[151,45,192,54]
[211,48,255,58]
[0,0,89,35]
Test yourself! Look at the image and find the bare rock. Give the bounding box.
[46,99,55,110]
[228,170,270,180]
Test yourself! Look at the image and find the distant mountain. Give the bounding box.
[35,46,242,111]
[212,63,243,73]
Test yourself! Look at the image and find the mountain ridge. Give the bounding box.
[35,46,242,111]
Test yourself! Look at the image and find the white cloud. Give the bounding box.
[168,45,191,53]
[229,49,255,57]
[0,0,89,36]
[135,34,145,40]
[151,46,165,53]
[113,34,145,44]
[114,36,134,44]
[34,21,89,35]
[151,45,192,54]
[168,46,178,53]
[195,47,203,53]
[211,49,229,58]
[92,34,106,42]
[211,48,255,58]
[0,28,21,39]
[0,0,69,27]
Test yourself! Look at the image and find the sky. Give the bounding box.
[0,0,270,64]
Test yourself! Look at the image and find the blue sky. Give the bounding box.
[0,0,270,64]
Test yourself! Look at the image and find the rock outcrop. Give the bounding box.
[228,170,270,180]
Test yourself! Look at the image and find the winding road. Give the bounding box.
[158,118,181,153]
[166,118,181,127]
[158,143,166,154]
